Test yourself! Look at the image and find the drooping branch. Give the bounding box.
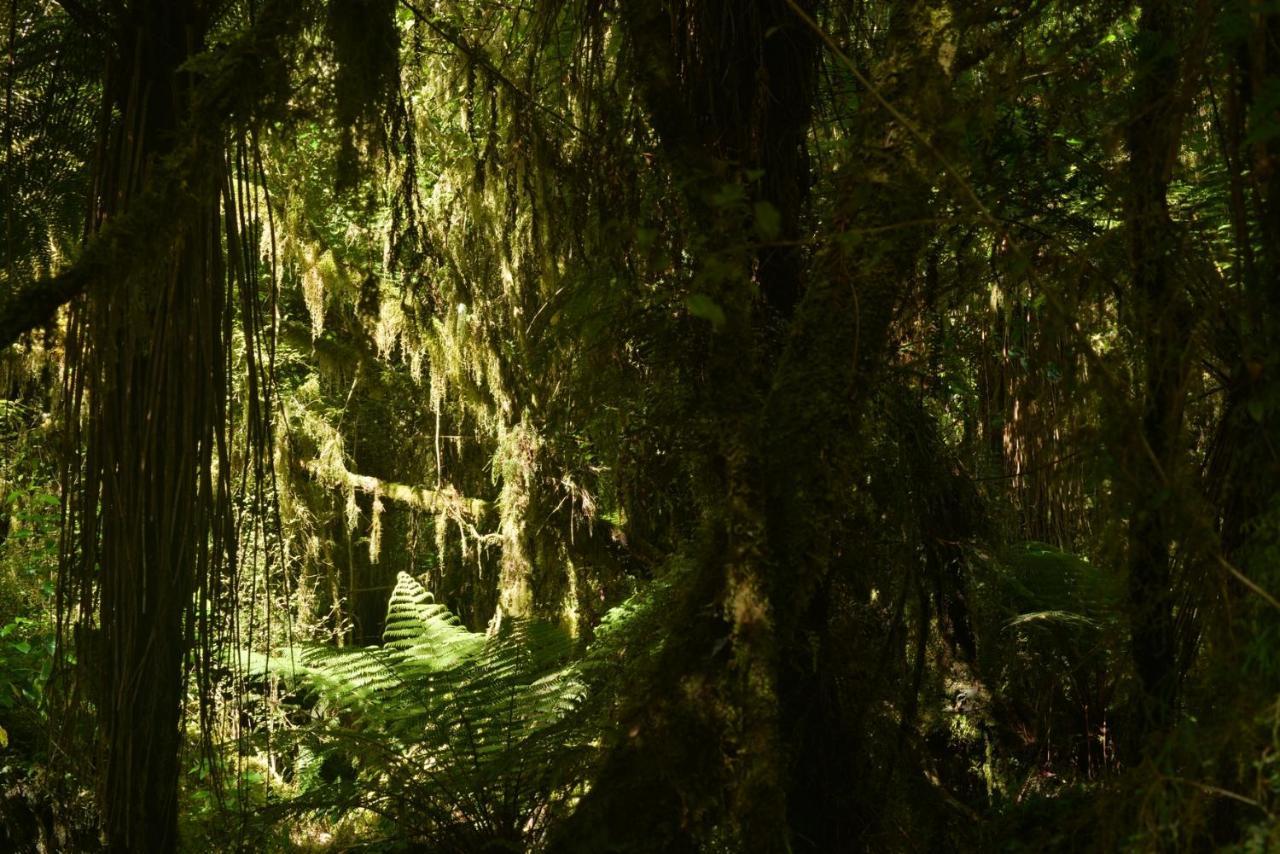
[0,263,91,350]
[0,0,305,352]
[398,0,589,139]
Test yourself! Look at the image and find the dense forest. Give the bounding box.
[1,0,1279,850]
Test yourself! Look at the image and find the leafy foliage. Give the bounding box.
[5,0,1280,850]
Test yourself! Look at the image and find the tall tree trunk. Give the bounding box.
[1218,3,1280,564]
[548,2,820,848]
[70,2,221,849]
[768,4,962,846]
[554,3,967,850]
[1123,0,1191,751]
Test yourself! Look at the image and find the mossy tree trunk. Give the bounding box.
[554,2,967,850]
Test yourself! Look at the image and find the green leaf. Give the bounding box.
[685,293,726,331]
[710,181,746,208]
[754,201,781,240]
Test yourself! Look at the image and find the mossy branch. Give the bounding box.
[298,458,491,521]
[0,260,93,352]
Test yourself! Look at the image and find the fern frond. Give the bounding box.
[382,572,486,670]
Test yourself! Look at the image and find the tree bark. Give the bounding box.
[57,3,303,849]
[1123,0,1192,751]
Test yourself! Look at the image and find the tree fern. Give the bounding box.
[965,543,1125,780]
[258,573,588,851]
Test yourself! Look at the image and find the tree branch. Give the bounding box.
[296,455,660,578]
[298,458,492,521]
